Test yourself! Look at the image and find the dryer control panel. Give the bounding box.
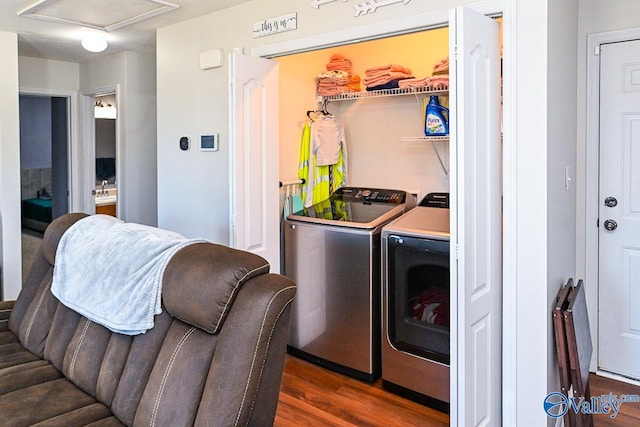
[332,187,406,204]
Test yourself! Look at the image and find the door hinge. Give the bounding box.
[596,218,599,228]
[454,45,458,61]
[594,45,600,56]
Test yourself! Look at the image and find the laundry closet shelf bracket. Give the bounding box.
[400,136,449,177]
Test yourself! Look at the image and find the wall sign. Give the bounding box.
[310,0,412,16]
[253,13,297,38]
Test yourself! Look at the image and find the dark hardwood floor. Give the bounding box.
[275,355,449,426]
[590,373,640,426]
[275,355,640,426]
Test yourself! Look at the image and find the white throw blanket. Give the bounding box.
[51,215,206,335]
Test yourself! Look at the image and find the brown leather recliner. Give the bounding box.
[0,213,296,426]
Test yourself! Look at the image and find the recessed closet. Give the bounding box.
[274,27,452,202]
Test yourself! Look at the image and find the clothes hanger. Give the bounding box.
[306,110,320,121]
[306,99,332,121]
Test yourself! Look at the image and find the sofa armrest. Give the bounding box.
[195,273,296,427]
[0,300,15,331]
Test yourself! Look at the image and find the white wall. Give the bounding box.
[509,2,578,424]
[0,32,22,300]
[19,56,79,91]
[80,51,158,226]
[511,2,550,424]
[547,0,579,414]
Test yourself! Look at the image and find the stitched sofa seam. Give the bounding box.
[70,319,92,380]
[246,296,295,424]
[234,285,296,427]
[150,326,196,427]
[24,276,53,347]
[213,263,269,332]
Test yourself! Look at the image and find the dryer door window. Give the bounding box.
[387,235,450,365]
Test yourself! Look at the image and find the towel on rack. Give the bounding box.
[397,77,430,89]
[363,72,413,89]
[316,55,361,96]
[364,64,412,75]
[326,53,352,73]
[397,75,449,90]
[363,64,413,89]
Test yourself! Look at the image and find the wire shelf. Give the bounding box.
[400,136,450,143]
[320,85,448,102]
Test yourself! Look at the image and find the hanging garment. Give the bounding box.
[298,122,311,205]
[298,116,349,208]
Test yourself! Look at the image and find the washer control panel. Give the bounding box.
[333,187,406,204]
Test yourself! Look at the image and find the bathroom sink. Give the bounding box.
[95,195,117,206]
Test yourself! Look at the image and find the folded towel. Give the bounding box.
[398,77,430,89]
[51,215,206,335]
[318,70,349,80]
[397,75,449,90]
[433,56,449,74]
[363,71,413,88]
[326,53,352,73]
[365,64,412,75]
[316,86,343,96]
[347,75,361,92]
[433,57,449,74]
[428,75,449,89]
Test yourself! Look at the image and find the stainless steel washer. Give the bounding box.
[381,196,450,411]
[284,187,414,382]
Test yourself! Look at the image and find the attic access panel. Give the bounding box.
[18,0,179,32]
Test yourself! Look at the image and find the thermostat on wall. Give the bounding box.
[179,136,190,151]
[200,134,219,151]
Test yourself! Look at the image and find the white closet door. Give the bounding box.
[229,53,281,272]
[449,6,502,426]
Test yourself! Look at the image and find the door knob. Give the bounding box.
[604,197,618,208]
[603,219,617,231]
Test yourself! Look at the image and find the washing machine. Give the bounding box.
[381,193,450,412]
[284,186,415,382]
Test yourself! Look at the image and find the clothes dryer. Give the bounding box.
[381,196,450,411]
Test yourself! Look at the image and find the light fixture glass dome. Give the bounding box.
[81,36,108,53]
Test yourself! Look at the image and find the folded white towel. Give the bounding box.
[51,215,206,335]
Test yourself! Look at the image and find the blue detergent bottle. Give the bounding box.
[424,96,449,136]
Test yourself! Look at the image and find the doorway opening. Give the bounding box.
[94,93,118,217]
[19,94,70,281]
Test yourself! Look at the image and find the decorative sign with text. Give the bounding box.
[253,13,297,38]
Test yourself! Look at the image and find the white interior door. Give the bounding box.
[229,53,281,273]
[598,39,640,381]
[449,7,502,426]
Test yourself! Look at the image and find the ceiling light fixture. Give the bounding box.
[81,35,108,53]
